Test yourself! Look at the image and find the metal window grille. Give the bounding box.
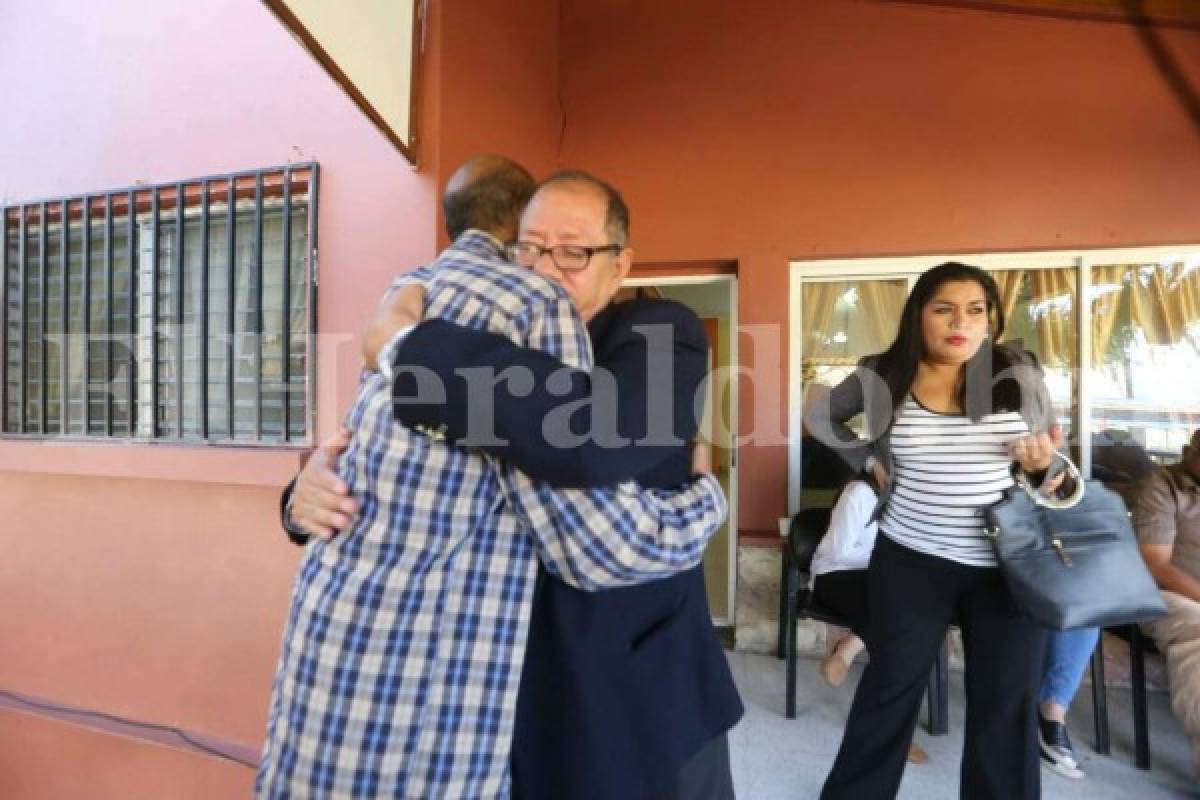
[1,163,318,444]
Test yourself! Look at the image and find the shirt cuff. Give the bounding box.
[281,485,310,545]
[378,324,418,382]
[696,472,729,515]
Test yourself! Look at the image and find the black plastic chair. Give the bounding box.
[1076,512,1154,765]
[776,510,1121,756]
[777,508,950,733]
[1092,624,1154,769]
[1075,497,1155,765]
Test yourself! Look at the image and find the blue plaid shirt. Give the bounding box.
[257,231,727,798]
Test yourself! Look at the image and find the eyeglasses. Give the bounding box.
[505,241,623,273]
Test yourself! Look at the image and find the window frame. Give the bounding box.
[788,244,1200,514]
[1,162,319,448]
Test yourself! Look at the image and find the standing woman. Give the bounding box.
[806,262,1072,799]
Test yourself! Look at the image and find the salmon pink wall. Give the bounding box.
[0,0,442,436]
[0,473,298,745]
[557,0,1200,529]
[0,0,562,791]
[0,712,253,799]
[0,0,577,789]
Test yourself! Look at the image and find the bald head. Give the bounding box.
[442,155,535,242]
[538,170,630,247]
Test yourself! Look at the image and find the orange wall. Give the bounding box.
[432,0,564,244]
[557,0,1200,528]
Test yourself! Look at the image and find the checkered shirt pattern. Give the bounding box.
[257,231,728,799]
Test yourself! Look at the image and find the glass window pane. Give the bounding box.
[800,277,909,421]
[24,219,43,433]
[989,267,1077,447]
[2,167,314,443]
[1089,261,1200,495]
[4,221,21,432]
[799,277,908,499]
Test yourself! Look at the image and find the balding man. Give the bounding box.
[258,157,727,799]
[357,170,743,798]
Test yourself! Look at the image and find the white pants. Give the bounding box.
[1144,591,1200,777]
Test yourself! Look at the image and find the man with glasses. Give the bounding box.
[262,158,728,799]
[299,171,742,798]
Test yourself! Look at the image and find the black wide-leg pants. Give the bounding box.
[820,535,1048,800]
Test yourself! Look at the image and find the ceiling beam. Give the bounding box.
[872,0,1200,30]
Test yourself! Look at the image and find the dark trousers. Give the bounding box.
[812,569,870,637]
[820,536,1047,800]
[650,733,735,800]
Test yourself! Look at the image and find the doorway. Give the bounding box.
[622,274,739,625]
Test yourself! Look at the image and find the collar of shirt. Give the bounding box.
[454,228,507,260]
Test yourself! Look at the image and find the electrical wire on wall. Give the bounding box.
[0,688,258,770]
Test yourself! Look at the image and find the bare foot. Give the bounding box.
[906,743,929,764]
[820,652,850,687]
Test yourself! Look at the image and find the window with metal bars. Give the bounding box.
[1,163,317,444]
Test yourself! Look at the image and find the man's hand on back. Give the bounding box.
[363,283,426,371]
[291,428,358,539]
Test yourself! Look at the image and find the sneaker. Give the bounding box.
[1038,714,1085,779]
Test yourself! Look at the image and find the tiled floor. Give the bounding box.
[726,650,1199,799]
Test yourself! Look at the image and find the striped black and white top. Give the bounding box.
[880,396,1029,567]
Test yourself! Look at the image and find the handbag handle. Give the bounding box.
[1013,451,1085,510]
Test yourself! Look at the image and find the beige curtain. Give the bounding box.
[1030,269,1075,368]
[1131,262,1200,348]
[802,262,1198,385]
[802,280,907,368]
[989,268,1075,367]
[1090,265,1127,366]
[801,282,850,366]
[857,280,906,354]
[1090,261,1200,366]
[992,269,1026,332]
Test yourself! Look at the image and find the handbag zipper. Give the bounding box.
[1051,532,1119,566]
[1051,538,1073,567]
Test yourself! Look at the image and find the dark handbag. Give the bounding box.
[984,454,1167,630]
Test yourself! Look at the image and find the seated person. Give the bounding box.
[809,477,927,764]
[810,479,876,686]
[1037,628,1098,779]
[1092,428,1157,506]
[1134,427,1200,777]
[1036,429,1150,780]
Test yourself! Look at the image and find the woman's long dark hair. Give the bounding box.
[872,261,1023,420]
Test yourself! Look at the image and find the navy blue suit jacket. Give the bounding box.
[390,297,743,800]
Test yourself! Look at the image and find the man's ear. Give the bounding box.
[598,248,635,310]
[614,246,634,283]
